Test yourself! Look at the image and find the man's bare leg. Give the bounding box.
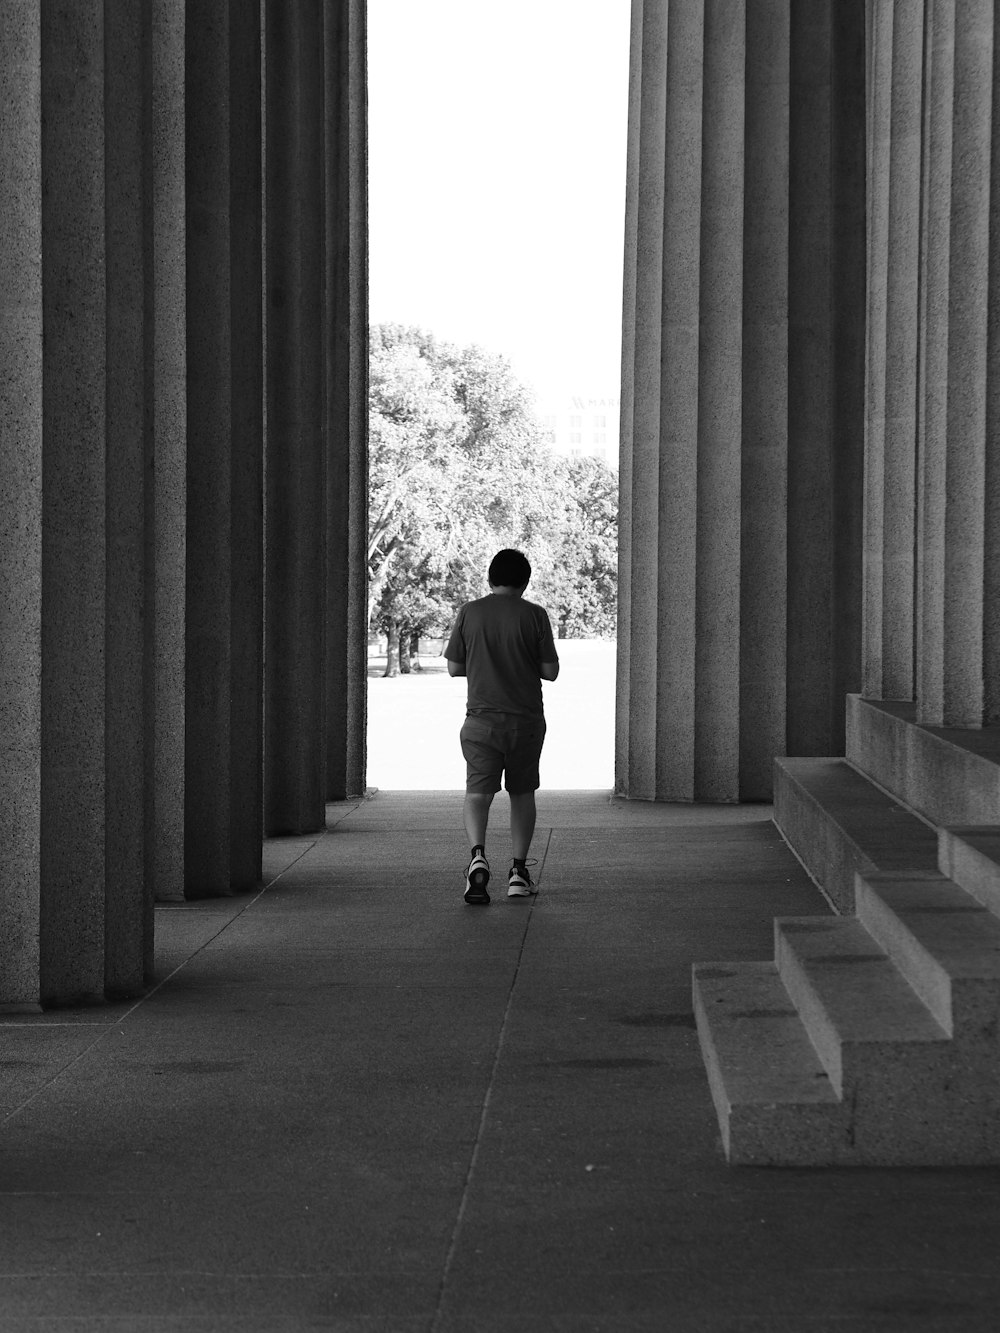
[509,791,536,861]
[464,791,494,851]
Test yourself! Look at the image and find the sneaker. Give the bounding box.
[507,863,537,897]
[464,851,491,905]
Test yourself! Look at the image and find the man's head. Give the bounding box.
[488,548,531,591]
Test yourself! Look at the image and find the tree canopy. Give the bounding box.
[368,323,618,674]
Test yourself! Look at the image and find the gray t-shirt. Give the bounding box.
[445,595,558,719]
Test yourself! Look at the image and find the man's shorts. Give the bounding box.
[460,713,547,795]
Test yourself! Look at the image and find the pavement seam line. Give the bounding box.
[430,826,553,1332]
[0,840,328,1118]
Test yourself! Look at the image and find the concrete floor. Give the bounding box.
[2,790,999,1331]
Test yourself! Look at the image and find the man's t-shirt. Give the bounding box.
[445,595,558,719]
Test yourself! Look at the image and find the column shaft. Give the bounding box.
[265,0,328,834]
[0,1,43,1004]
[695,0,745,800]
[881,2,922,700]
[986,6,1000,724]
[151,0,187,901]
[916,0,994,728]
[104,0,154,993]
[739,0,789,798]
[39,0,108,1003]
[941,0,992,725]
[623,0,668,799]
[185,0,263,894]
[614,0,643,792]
[324,0,368,802]
[228,5,264,880]
[787,0,866,757]
[917,0,955,724]
[654,0,703,799]
[862,0,892,699]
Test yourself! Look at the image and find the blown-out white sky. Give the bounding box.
[367,0,631,409]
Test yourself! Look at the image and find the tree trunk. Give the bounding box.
[383,619,400,676]
[399,631,412,674]
[409,630,422,670]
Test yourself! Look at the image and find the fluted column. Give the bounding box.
[864,1,923,704]
[185,0,263,894]
[617,0,865,801]
[0,1,44,1006]
[264,0,327,834]
[619,0,669,799]
[104,0,155,993]
[787,1,866,756]
[0,3,158,1005]
[916,0,955,725]
[695,0,747,801]
[615,0,643,793]
[915,0,993,728]
[324,0,368,802]
[738,0,790,797]
[39,0,110,1002]
[987,7,1000,726]
[151,0,187,901]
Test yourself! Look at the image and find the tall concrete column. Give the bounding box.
[151,0,187,901]
[915,0,993,728]
[227,4,265,882]
[617,1,864,801]
[941,1,991,725]
[0,1,43,1005]
[915,0,954,728]
[864,1,922,703]
[615,0,643,793]
[694,0,746,801]
[738,0,789,798]
[862,0,892,700]
[104,0,155,993]
[185,0,263,894]
[1,4,154,1006]
[619,0,669,800]
[787,1,866,757]
[37,2,153,1003]
[986,7,1000,726]
[323,0,368,802]
[264,0,328,834]
[40,1,111,1003]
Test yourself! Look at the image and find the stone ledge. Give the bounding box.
[773,756,938,913]
[857,872,1000,1036]
[846,695,1000,827]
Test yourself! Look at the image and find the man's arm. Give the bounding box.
[539,659,559,681]
[447,659,466,677]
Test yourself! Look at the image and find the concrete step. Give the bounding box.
[846,695,1000,829]
[697,742,1000,1164]
[692,952,1000,1165]
[692,961,849,1166]
[856,872,1000,1037]
[939,826,1000,915]
[773,916,949,1097]
[773,757,939,914]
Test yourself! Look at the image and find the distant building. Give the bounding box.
[536,393,619,467]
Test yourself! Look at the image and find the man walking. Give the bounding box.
[445,549,560,904]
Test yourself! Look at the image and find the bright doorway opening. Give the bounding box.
[365,1,628,791]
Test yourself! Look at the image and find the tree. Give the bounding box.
[368,323,618,674]
[536,455,618,639]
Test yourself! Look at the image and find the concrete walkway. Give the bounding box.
[2,791,999,1331]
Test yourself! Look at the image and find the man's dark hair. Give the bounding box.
[489,548,531,587]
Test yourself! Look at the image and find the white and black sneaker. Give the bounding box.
[507,863,537,897]
[464,850,491,905]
